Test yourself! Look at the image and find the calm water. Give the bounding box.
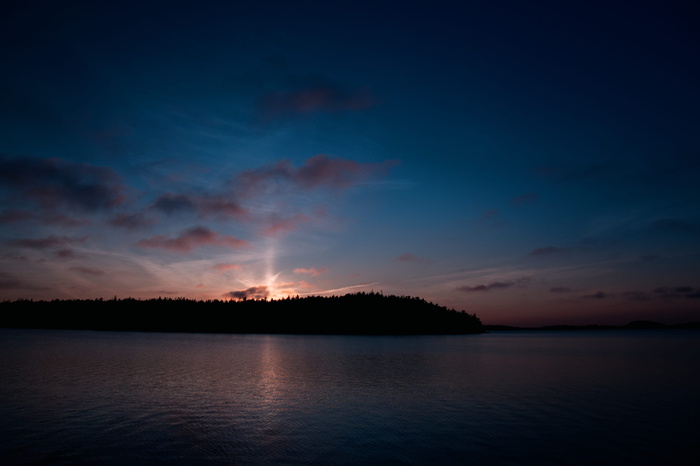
[1,329,699,465]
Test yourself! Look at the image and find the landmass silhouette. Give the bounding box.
[484,321,700,331]
[0,291,484,335]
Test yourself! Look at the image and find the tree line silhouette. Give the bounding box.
[0,291,484,335]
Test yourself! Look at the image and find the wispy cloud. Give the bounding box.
[550,287,573,293]
[0,210,33,224]
[455,277,530,293]
[394,253,433,265]
[0,156,124,213]
[137,226,248,253]
[0,272,22,290]
[649,218,698,234]
[108,212,157,230]
[260,84,375,119]
[213,263,241,272]
[234,154,395,198]
[653,286,698,299]
[45,215,90,227]
[512,192,538,205]
[151,193,248,220]
[7,235,88,250]
[56,249,79,259]
[574,286,699,302]
[297,282,381,296]
[621,291,652,301]
[69,266,105,276]
[293,267,328,277]
[261,213,314,237]
[152,193,197,215]
[528,246,572,257]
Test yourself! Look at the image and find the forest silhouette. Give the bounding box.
[0,291,484,335]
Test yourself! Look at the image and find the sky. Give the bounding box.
[1,0,699,326]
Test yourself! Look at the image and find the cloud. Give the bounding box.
[293,267,327,277]
[151,193,248,220]
[394,253,433,265]
[455,277,529,293]
[7,235,88,249]
[528,246,571,257]
[45,215,91,227]
[0,210,33,224]
[295,154,391,190]
[0,156,124,213]
[579,237,616,249]
[224,285,269,301]
[550,287,573,293]
[234,154,395,198]
[137,226,248,253]
[261,213,313,237]
[649,218,697,234]
[477,209,498,223]
[653,286,697,299]
[260,84,375,119]
[152,193,197,215]
[56,249,78,259]
[69,266,105,276]
[578,286,700,301]
[528,238,614,258]
[213,263,241,272]
[621,291,652,301]
[0,272,46,291]
[512,192,538,205]
[537,163,614,182]
[0,272,21,290]
[197,195,248,219]
[108,212,156,230]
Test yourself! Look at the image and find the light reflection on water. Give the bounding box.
[1,329,699,465]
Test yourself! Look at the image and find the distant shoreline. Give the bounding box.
[484,321,700,331]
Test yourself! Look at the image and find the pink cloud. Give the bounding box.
[394,253,433,264]
[152,193,248,220]
[108,212,157,230]
[293,267,328,277]
[260,85,375,118]
[69,266,104,276]
[213,263,241,272]
[198,196,248,219]
[56,249,79,259]
[7,235,88,249]
[0,210,33,224]
[137,226,248,253]
[45,215,91,227]
[261,213,313,237]
[528,246,572,257]
[234,155,395,198]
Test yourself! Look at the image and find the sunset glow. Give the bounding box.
[1,1,698,326]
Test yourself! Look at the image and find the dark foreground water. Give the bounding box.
[1,329,699,465]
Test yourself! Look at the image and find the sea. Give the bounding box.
[1,328,699,465]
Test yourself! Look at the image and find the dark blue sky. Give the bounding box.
[1,0,699,325]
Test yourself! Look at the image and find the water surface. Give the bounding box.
[1,329,699,464]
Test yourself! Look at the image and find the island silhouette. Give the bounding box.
[0,291,484,335]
